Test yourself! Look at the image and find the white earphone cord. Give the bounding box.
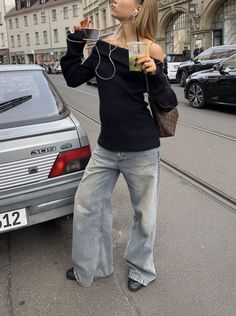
[66,9,139,81]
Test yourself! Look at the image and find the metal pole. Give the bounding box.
[47,8,53,61]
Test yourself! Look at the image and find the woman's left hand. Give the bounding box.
[136,54,157,75]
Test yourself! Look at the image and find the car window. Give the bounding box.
[0,70,67,128]
[210,48,236,60]
[195,49,212,61]
[221,55,236,70]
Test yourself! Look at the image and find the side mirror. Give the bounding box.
[220,67,230,75]
[213,63,220,71]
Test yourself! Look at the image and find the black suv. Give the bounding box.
[176,45,236,87]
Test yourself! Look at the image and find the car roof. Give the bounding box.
[0,64,43,72]
[206,45,236,50]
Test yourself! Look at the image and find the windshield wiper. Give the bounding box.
[0,95,32,113]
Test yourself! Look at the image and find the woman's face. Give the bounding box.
[111,0,139,22]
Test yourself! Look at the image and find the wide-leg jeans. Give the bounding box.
[72,144,160,287]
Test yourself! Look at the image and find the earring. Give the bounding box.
[131,9,139,21]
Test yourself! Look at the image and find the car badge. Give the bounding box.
[31,146,56,156]
[60,143,72,150]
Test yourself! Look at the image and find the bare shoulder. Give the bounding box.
[149,42,164,62]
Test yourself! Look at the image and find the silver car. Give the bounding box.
[0,65,91,233]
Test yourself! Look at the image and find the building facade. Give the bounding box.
[5,0,83,64]
[157,0,236,54]
[0,0,9,63]
[3,0,236,63]
[83,0,236,55]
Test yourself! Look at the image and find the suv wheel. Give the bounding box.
[180,72,187,87]
[188,82,206,108]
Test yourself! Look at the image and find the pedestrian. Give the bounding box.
[200,46,204,53]
[193,46,200,57]
[61,0,176,292]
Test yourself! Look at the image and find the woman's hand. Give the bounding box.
[136,54,157,75]
[72,16,90,32]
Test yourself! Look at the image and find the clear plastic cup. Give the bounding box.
[127,42,149,71]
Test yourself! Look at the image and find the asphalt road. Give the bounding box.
[0,75,235,316]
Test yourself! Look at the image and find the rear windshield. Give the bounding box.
[166,55,185,62]
[0,70,68,128]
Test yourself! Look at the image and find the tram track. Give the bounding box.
[51,76,236,141]
[68,102,236,212]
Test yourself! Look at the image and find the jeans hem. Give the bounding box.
[128,272,151,286]
[73,268,93,287]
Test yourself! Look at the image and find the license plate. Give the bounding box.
[0,209,28,233]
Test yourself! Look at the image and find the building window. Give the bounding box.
[72,4,78,17]
[165,13,192,53]
[0,12,2,25]
[24,16,28,26]
[95,12,99,28]
[33,14,38,25]
[26,33,30,46]
[41,11,46,23]
[102,9,107,28]
[212,0,236,45]
[16,0,21,10]
[26,0,31,8]
[35,32,40,45]
[54,29,58,43]
[1,33,4,47]
[52,9,57,21]
[11,36,15,48]
[90,16,94,27]
[15,18,19,28]
[43,31,48,44]
[9,19,13,29]
[63,7,69,19]
[65,27,70,38]
[17,35,21,47]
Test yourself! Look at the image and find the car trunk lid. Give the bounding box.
[0,117,83,191]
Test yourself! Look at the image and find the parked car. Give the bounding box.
[87,77,97,86]
[184,53,236,108]
[165,53,187,81]
[176,45,236,87]
[40,63,52,74]
[51,61,62,74]
[0,65,91,233]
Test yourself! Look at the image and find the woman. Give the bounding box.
[61,0,166,292]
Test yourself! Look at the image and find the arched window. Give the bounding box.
[165,13,192,54]
[212,0,236,45]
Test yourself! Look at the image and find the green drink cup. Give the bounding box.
[127,42,149,71]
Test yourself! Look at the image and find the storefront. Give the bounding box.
[0,49,10,64]
[212,0,236,46]
[10,52,25,64]
[32,49,66,64]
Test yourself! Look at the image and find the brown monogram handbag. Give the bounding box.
[145,72,179,137]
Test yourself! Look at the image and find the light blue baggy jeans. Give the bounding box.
[72,144,160,287]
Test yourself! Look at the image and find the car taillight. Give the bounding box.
[48,146,91,178]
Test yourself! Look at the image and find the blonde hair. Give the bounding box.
[134,0,158,41]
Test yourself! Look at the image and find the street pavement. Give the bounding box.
[0,78,235,316]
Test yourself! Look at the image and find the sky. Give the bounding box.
[4,0,15,11]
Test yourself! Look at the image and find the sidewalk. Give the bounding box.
[5,164,236,316]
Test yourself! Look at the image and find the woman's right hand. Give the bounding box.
[72,17,90,32]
